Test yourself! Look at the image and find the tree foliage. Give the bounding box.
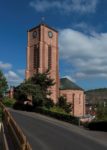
[14,70,55,108]
[0,70,8,98]
[96,103,107,121]
[56,96,72,114]
[14,85,27,101]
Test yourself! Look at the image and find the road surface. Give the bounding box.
[9,109,107,150]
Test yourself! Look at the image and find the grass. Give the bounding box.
[2,97,16,108]
[49,106,68,114]
[43,106,69,115]
[0,97,16,121]
[0,97,16,122]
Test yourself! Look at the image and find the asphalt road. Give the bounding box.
[9,109,107,150]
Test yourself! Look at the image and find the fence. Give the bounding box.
[0,122,9,150]
[0,101,32,150]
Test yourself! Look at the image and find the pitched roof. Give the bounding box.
[28,23,58,33]
[60,78,83,91]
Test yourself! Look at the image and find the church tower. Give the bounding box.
[25,23,59,102]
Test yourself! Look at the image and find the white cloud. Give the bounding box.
[0,61,24,86]
[17,69,25,76]
[73,22,88,29]
[72,22,95,34]
[29,0,98,14]
[71,0,98,13]
[5,71,23,86]
[59,28,107,79]
[0,61,12,70]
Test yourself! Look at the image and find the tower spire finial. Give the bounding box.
[41,16,45,23]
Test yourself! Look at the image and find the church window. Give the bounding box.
[48,45,52,69]
[79,94,81,104]
[34,44,40,68]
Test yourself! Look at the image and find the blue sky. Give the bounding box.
[1,0,107,90]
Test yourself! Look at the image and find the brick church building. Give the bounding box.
[25,23,85,117]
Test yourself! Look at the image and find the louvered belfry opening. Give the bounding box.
[48,45,52,70]
[34,44,40,69]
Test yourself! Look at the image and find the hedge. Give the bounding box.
[13,102,80,125]
[13,102,33,111]
[88,121,107,131]
[34,108,80,125]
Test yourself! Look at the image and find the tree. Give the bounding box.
[96,103,107,121]
[14,70,55,107]
[28,70,55,97]
[56,96,72,114]
[0,70,8,98]
[45,98,54,109]
[14,85,27,101]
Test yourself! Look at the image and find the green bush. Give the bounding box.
[56,96,72,114]
[2,97,16,107]
[34,107,79,125]
[13,101,33,111]
[49,106,67,114]
[44,98,54,109]
[13,101,26,110]
[96,103,107,121]
[88,121,107,131]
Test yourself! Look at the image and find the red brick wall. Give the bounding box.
[26,24,59,102]
[25,24,85,114]
[60,90,85,117]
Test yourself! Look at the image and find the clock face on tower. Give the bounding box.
[33,31,37,38]
[48,31,53,38]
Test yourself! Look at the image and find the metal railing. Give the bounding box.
[0,101,32,150]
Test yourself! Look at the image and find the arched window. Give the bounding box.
[79,94,81,104]
[48,45,52,69]
[34,44,40,69]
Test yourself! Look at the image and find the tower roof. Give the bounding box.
[28,23,58,33]
[60,78,83,91]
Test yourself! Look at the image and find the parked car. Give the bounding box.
[80,114,95,123]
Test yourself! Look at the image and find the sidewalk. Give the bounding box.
[0,123,3,149]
